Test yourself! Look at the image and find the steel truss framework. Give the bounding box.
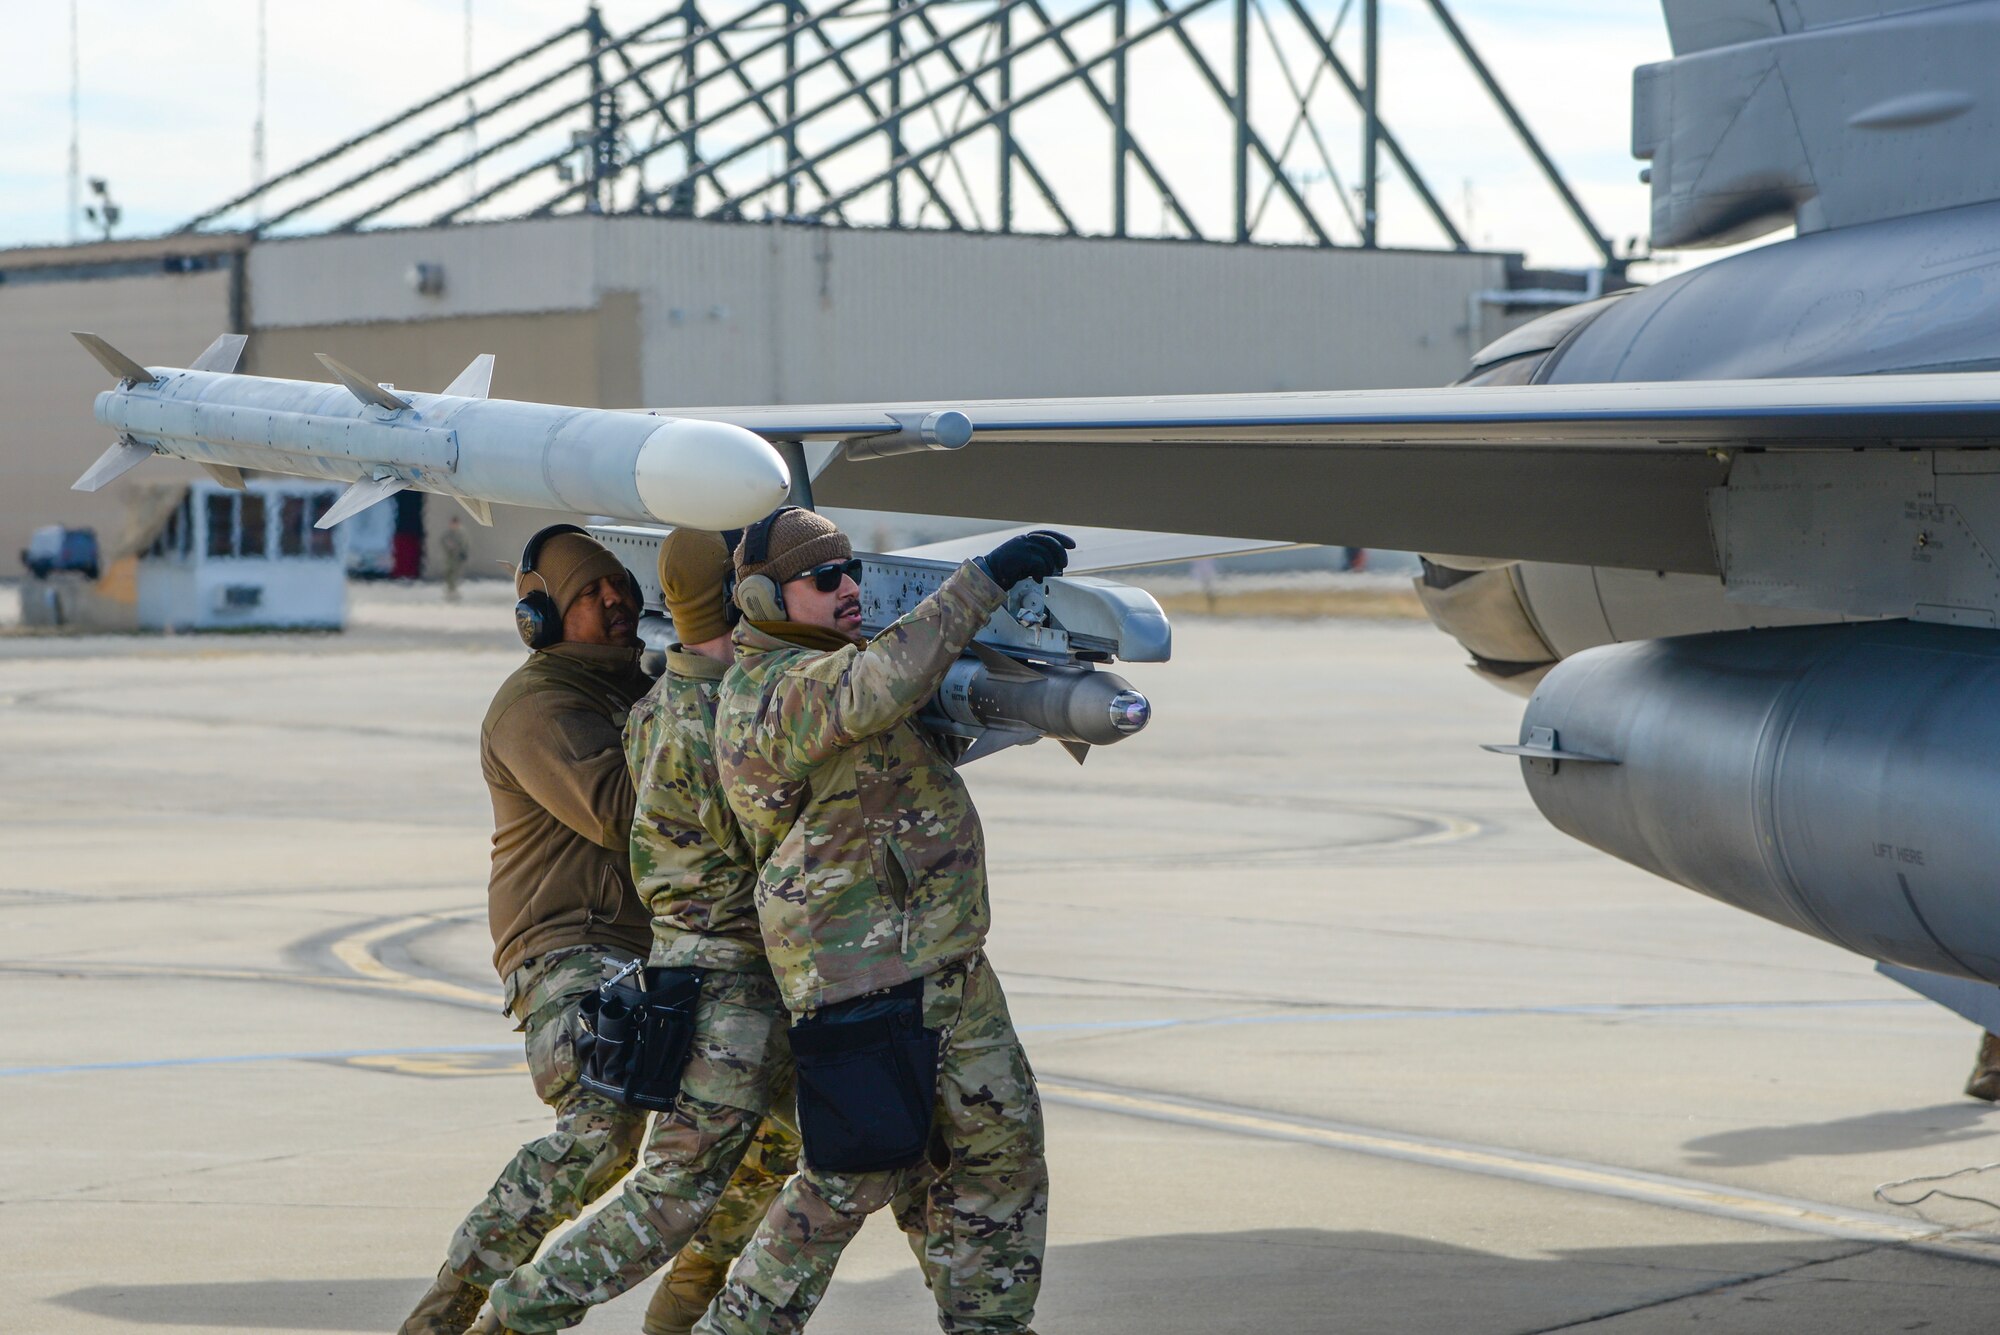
[183,0,1613,266]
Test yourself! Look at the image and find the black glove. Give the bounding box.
[979,530,1076,590]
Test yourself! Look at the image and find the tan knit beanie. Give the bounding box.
[658,528,733,645]
[515,531,627,620]
[734,507,852,587]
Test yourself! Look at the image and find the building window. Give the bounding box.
[149,496,189,560]
[308,491,337,558]
[207,494,235,557]
[239,493,268,557]
[204,491,274,558]
[279,495,307,556]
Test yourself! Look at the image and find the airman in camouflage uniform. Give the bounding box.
[693,511,1071,1335]
[401,531,656,1335]
[484,529,805,1335]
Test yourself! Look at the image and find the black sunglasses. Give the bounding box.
[796,558,863,593]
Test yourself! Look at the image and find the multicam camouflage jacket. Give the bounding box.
[715,560,1007,1014]
[625,647,765,972]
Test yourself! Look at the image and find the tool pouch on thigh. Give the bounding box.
[789,978,940,1173]
[575,966,703,1112]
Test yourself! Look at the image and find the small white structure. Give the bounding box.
[137,479,348,631]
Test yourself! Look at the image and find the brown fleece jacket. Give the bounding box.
[480,641,653,980]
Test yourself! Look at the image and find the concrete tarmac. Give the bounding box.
[5,584,2000,1332]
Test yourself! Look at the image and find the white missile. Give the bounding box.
[70,333,791,531]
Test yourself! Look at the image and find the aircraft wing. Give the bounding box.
[667,373,2000,576]
[890,525,1301,573]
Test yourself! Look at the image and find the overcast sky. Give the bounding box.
[3,1,1724,274]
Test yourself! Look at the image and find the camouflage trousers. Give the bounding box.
[441,949,651,1291]
[696,952,1049,1335]
[487,967,798,1332]
[678,1110,801,1271]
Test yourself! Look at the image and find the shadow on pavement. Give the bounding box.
[55,1277,427,1330]
[1681,1101,1998,1168]
[50,1228,1987,1333]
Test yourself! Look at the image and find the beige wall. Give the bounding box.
[245,297,643,576]
[252,216,1510,406]
[0,267,230,567]
[4,216,1512,584]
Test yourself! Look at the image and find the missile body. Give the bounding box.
[85,356,790,531]
[931,654,1151,751]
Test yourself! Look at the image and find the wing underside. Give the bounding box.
[663,374,2000,576]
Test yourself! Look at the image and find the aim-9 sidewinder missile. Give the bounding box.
[69,332,791,531]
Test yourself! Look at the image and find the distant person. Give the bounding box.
[441,515,470,601]
[1969,1033,2000,1102]
[399,527,654,1335]
[481,529,803,1334]
[694,509,1065,1335]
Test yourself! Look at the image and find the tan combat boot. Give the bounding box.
[1967,1031,2000,1102]
[642,1252,730,1335]
[398,1264,488,1335]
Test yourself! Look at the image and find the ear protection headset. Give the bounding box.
[515,523,589,649]
[516,523,642,650]
[732,507,798,623]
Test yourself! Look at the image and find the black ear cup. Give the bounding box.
[515,523,592,649]
[515,591,562,649]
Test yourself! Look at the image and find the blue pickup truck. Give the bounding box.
[20,525,101,581]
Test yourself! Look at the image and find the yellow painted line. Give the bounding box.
[1040,1081,1960,1248]
[1391,809,1483,848]
[344,1051,528,1079]
[328,915,499,1007]
[0,958,470,1000]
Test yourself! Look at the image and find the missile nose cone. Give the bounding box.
[1107,689,1150,735]
[634,419,792,530]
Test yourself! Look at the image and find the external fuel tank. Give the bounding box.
[1510,621,2000,984]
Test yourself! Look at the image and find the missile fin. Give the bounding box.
[316,476,408,529]
[443,354,495,399]
[316,353,411,411]
[71,436,155,492]
[1060,740,1091,765]
[201,462,248,490]
[969,641,1046,683]
[72,332,158,386]
[188,333,248,373]
[959,729,1038,764]
[454,494,493,526]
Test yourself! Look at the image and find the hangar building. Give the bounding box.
[2,0,1616,576]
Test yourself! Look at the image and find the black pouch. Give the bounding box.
[789,978,940,1174]
[575,965,703,1112]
